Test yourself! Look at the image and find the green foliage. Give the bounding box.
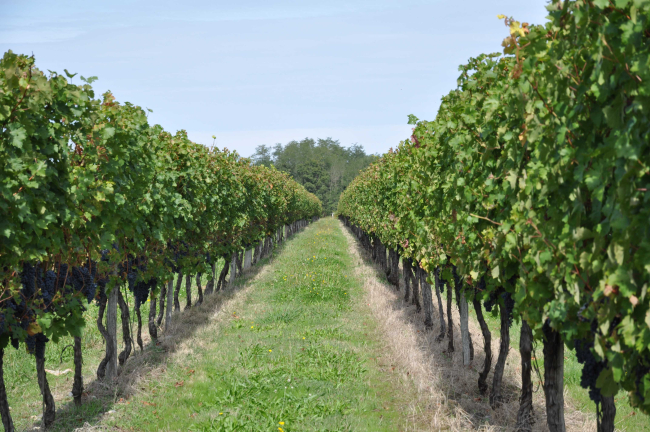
[251,138,377,214]
[339,0,650,415]
[0,51,321,356]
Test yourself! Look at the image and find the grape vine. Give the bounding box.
[0,49,322,430]
[338,1,650,429]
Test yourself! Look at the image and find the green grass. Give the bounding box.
[90,217,412,431]
[5,284,144,430]
[3,257,227,431]
[474,307,650,431]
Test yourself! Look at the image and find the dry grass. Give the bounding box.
[339,221,596,432]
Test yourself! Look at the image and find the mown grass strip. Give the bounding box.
[104,218,406,431]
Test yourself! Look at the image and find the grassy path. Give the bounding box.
[12,216,646,431]
[99,217,415,431]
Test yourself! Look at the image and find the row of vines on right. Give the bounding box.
[338,2,649,431]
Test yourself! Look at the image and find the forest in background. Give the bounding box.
[251,138,378,214]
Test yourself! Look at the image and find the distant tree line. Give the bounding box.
[251,138,378,214]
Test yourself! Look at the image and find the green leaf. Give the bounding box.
[491,265,499,279]
[63,68,78,79]
[10,126,26,148]
[80,75,98,84]
[596,369,619,396]
[407,114,419,125]
[101,126,116,139]
[37,315,53,329]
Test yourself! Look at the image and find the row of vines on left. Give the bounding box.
[0,51,322,431]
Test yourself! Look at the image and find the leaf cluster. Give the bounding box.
[0,51,322,348]
[338,0,650,413]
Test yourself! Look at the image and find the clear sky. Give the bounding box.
[1,0,550,156]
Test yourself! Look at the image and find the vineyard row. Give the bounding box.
[0,51,322,431]
[337,2,650,431]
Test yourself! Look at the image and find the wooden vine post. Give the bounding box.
[543,324,565,432]
[0,348,14,432]
[72,336,84,406]
[459,289,470,366]
[105,284,119,382]
[165,279,173,331]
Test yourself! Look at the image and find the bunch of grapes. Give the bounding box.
[127,270,137,289]
[575,330,606,404]
[483,291,498,312]
[435,268,445,293]
[41,270,57,304]
[2,302,20,349]
[635,363,650,406]
[95,277,108,303]
[475,277,487,304]
[55,264,71,294]
[20,316,30,331]
[25,333,49,359]
[100,249,110,262]
[20,262,36,298]
[577,300,591,322]
[118,254,135,277]
[72,266,97,303]
[133,278,156,307]
[2,300,18,333]
[86,259,108,303]
[169,241,190,274]
[165,242,179,273]
[25,335,36,355]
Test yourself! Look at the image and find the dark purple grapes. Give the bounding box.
[134,278,156,307]
[56,264,70,290]
[577,301,590,322]
[127,271,138,290]
[21,262,36,298]
[25,335,36,355]
[96,277,108,303]
[575,335,606,404]
[166,241,189,273]
[71,266,97,303]
[100,249,110,262]
[635,364,650,405]
[436,268,445,293]
[483,292,497,312]
[5,300,17,312]
[42,270,57,304]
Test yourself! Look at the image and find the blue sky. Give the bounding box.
[1,0,550,156]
